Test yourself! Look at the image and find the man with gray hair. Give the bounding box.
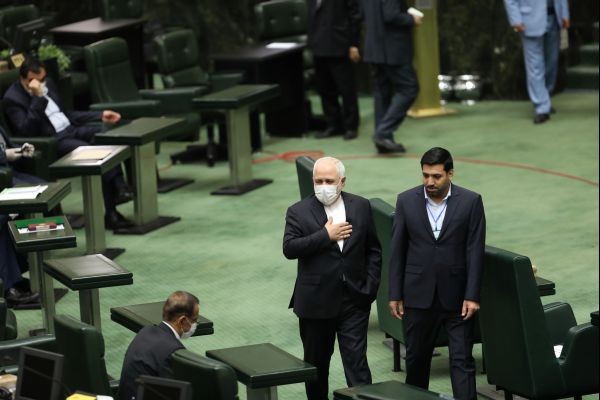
[283,156,381,400]
[118,291,200,400]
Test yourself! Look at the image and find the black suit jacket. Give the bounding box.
[306,0,361,57]
[2,78,100,138]
[117,323,185,400]
[283,192,382,319]
[389,185,486,311]
[360,0,415,65]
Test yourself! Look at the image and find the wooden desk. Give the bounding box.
[50,145,130,259]
[207,343,316,400]
[95,117,185,234]
[110,301,213,337]
[213,44,307,137]
[193,85,279,195]
[0,181,71,296]
[50,17,146,88]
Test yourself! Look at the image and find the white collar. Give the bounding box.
[162,321,180,339]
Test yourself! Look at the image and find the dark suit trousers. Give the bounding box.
[57,125,125,214]
[372,63,419,140]
[403,300,476,400]
[299,291,372,400]
[314,56,359,132]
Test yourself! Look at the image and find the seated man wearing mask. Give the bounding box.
[2,57,134,230]
[117,291,200,400]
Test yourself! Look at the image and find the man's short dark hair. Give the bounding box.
[420,147,453,172]
[19,57,45,78]
[162,291,199,322]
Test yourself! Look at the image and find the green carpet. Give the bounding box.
[14,91,599,399]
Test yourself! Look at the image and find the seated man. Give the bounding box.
[2,57,134,230]
[117,291,200,400]
[0,134,41,307]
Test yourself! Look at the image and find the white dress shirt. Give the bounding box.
[424,185,452,240]
[323,194,346,251]
[44,95,71,134]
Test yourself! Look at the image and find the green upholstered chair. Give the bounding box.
[0,280,17,341]
[54,314,117,396]
[0,166,11,191]
[0,334,56,374]
[84,37,200,141]
[100,0,143,20]
[480,246,599,399]
[0,69,58,181]
[0,4,39,47]
[152,28,244,166]
[171,349,239,400]
[254,0,314,86]
[295,155,314,199]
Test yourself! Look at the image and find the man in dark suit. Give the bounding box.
[0,130,42,306]
[283,156,381,400]
[389,147,486,400]
[2,57,134,230]
[117,291,199,400]
[306,0,361,140]
[360,0,421,153]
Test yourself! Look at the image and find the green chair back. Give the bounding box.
[54,315,112,395]
[480,246,565,398]
[0,5,39,44]
[153,29,210,88]
[0,69,19,136]
[100,0,143,20]
[83,37,142,104]
[254,0,308,42]
[295,155,314,200]
[171,349,239,400]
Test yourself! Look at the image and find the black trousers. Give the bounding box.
[403,300,476,400]
[313,56,359,132]
[57,126,126,214]
[299,293,372,400]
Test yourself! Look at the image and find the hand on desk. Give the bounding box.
[102,110,121,124]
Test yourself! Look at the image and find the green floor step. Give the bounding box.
[567,65,599,90]
[580,44,599,66]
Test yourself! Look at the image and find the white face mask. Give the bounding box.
[181,321,197,340]
[314,184,340,206]
[40,82,48,96]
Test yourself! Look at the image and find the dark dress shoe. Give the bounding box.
[343,130,358,140]
[534,113,550,124]
[105,211,135,230]
[374,138,406,154]
[4,288,40,308]
[315,127,343,139]
[115,184,134,205]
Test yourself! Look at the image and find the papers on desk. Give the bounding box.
[17,224,65,234]
[0,185,48,201]
[71,148,113,161]
[266,42,297,49]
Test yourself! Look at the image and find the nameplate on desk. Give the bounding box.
[0,185,48,201]
[71,149,112,161]
[266,42,297,49]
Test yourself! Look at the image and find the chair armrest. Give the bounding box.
[210,72,245,92]
[139,87,208,113]
[90,100,161,119]
[0,167,12,191]
[558,323,599,392]
[543,302,577,345]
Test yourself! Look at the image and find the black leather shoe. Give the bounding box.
[533,113,550,124]
[4,288,40,308]
[315,127,343,139]
[343,130,358,140]
[105,211,135,230]
[115,184,134,205]
[374,138,406,154]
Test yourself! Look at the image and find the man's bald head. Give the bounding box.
[162,291,199,322]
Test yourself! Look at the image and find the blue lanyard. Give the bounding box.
[426,200,447,232]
